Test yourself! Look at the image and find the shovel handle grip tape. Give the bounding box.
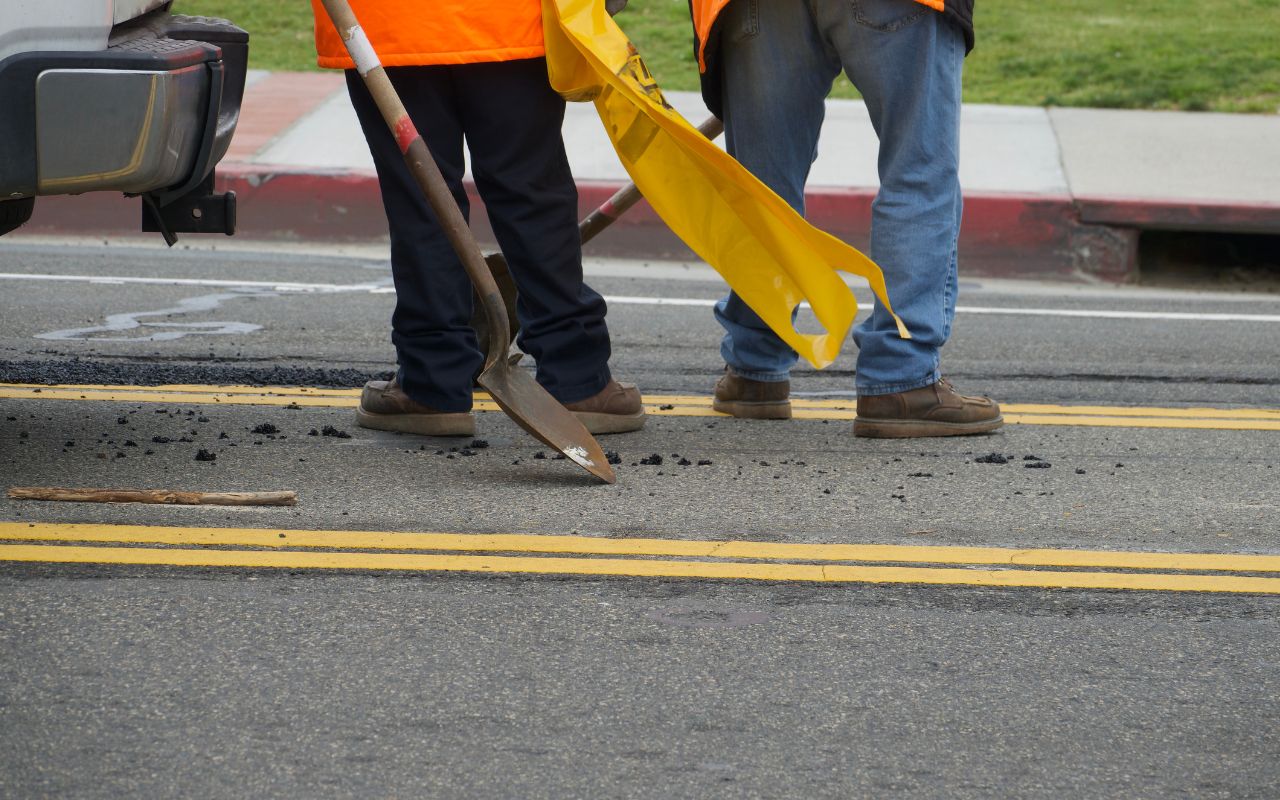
[393,115,419,155]
[342,24,381,76]
[578,184,639,245]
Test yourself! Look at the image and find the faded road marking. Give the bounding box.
[36,291,269,342]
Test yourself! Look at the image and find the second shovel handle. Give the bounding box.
[578,115,724,246]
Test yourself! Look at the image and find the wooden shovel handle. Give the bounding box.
[8,487,297,506]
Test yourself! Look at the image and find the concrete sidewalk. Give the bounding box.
[21,70,1280,282]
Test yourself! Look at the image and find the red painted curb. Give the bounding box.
[16,164,1278,282]
[1076,196,1280,236]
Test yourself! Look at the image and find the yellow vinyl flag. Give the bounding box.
[542,0,909,368]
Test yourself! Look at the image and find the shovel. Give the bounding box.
[319,0,615,484]
[473,116,725,353]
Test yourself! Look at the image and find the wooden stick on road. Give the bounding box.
[7,487,298,507]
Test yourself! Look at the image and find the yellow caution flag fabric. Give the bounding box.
[542,0,908,368]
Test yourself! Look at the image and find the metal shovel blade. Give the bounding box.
[478,363,615,484]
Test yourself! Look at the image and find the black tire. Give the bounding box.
[0,197,35,236]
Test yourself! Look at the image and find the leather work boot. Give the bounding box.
[562,380,646,434]
[853,378,1002,438]
[356,377,475,437]
[712,366,791,420]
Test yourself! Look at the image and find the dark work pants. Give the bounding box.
[345,59,612,412]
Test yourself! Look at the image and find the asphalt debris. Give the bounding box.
[194,449,217,462]
[639,454,664,466]
[251,423,279,435]
[974,453,1009,464]
[321,425,351,439]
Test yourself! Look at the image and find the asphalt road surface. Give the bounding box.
[1,238,1277,798]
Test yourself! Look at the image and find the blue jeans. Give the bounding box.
[714,0,964,395]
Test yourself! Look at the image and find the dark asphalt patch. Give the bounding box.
[0,358,389,388]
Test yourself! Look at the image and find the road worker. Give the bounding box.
[312,0,645,437]
[688,0,1003,437]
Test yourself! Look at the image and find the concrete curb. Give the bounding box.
[18,164,1280,283]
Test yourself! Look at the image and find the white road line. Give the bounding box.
[3,272,1279,323]
[602,294,717,307]
[0,272,387,294]
[954,306,1280,323]
[599,295,1280,323]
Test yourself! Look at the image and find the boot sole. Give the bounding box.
[356,408,475,437]
[853,415,1004,439]
[712,397,792,420]
[573,411,647,435]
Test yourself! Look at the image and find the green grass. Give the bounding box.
[175,0,1280,112]
[173,0,319,74]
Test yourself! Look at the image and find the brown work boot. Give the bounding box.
[853,378,1002,438]
[712,366,791,420]
[562,380,646,434]
[356,377,475,437]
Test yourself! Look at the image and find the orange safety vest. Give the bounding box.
[312,0,545,69]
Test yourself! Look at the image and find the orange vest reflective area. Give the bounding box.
[311,0,545,69]
[690,0,943,71]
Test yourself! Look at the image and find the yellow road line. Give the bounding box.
[650,395,1280,420]
[1002,414,1280,431]
[2,543,1278,593]
[3,523,1278,574]
[2,383,1278,430]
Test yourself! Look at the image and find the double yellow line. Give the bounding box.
[2,383,1279,430]
[3,523,1278,594]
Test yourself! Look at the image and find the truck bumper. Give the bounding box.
[0,14,248,200]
